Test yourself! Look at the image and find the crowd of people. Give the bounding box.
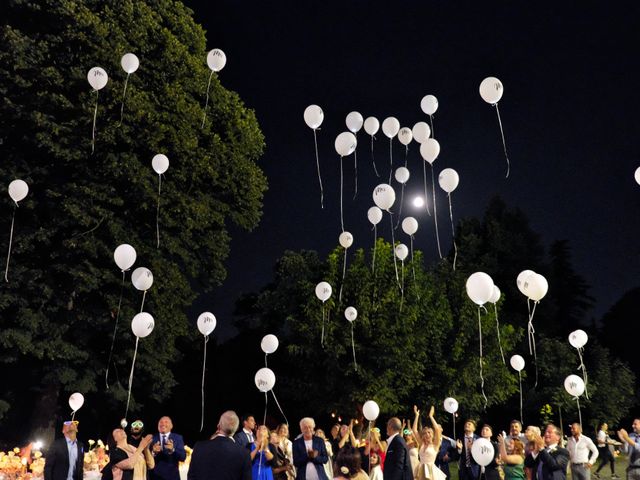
[42,410,640,480]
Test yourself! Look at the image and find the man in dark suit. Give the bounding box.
[525,424,570,480]
[233,414,256,451]
[44,420,84,480]
[384,417,413,480]
[292,417,329,480]
[436,435,458,479]
[457,420,479,480]
[188,410,252,480]
[149,416,186,480]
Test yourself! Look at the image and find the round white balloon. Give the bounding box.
[364,116,380,136]
[479,76,504,104]
[421,95,439,115]
[339,231,353,249]
[131,312,155,338]
[372,184,396,211]
[443,397,459,414]
[69,392,84,412]
[472,438,495,467]
[438,168,459,193]
[303,105,324,130]
[152,154,169,175]
[335,132,357,157]
[206,49,227,72]
[121,53,139,74]
[564,374,585,397]
[362,400,380,421]
[8,179,29,203]
[510,354,525,372]
[197,312,217,336]
[131,267,153,291]
[516,270,535,296]
[635,166,640,185]
[523,273,548,302]
[255,367,276,392]
[315,281,332,302]
[398,127,413,146]
[395,244,408,261]
[489,286,501,304]
[346,111,364,133]
[261,334,279,354]
[402,217,418,236]
[395,167,410,184]
[381,117,400,138]
[569,330,588,349]
[466,272,495,306]
[367,206,383,226]
[87,67,108,90]
[114,244,137,271]
[420,138,440,164]
[412,122,431,143]
[345,306,358,322]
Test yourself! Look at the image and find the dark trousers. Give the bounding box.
[596,446,615,474]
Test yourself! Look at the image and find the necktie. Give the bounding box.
[466,437,472,466]
[162,434,167,447]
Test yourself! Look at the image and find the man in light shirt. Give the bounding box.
[567,423,598,480]
[292,417,328,480]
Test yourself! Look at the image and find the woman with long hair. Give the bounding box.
[276,424,295,480]
[250,425,275,480]
[334,447,368,480]
[411,405,444,480]
[498,433,525,480]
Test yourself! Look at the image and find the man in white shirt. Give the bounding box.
[567,423,599,480]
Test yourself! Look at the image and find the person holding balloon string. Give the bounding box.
[410,405,445,480]
[250,425,275,480]
[364,427,387,472]
[497,433,525,480]
[476,425,500,480]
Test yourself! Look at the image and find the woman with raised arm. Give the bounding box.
[497,433,525,480]
[413,405,444,480]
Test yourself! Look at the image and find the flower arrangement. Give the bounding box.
[83,440,109,472]
[0,448,30,480]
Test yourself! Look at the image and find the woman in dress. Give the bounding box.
[251,425,275,480]
[497,434,525,480]
[105,429,154,480]
[411,405,443,480]
[270,431,293,480]
[315,429,334,480]
[276,423,294,479]
[369,451,384,480]
[403,427,420,476]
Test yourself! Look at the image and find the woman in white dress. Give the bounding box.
[277,424,295,480]
[410,405,443,480]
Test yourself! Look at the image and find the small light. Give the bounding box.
[354,420,359,425]
[413,196,425,208]
[331,413,335,418]
[338,417,342,422]
[33,441,43,451]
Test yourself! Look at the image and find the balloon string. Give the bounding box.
[399,260,405,313]
[576,397,582,427]
[388,138,393,184]
[139,290,147,313]
[105,270,126,389]
[395,182,405,229]
[371,135,380,177]
[447,194,458,271]
[577,348,589,399]
[353,146,358,200]
[4,205,16,282]
[200,335,209,432]
[156,174,162,249]
[495,103,510,178]
[429,114,435,138]
[270,389,289,426]
[201,70,214,128]
[351,322,357,371]
[258,392,268,480]
[313,129,324,209]
[125,336,139,420]
[410,236,418,299]
[518,370,523,425]
[478,307,488,410]
[339,247,347,304]
[528,301,539,387]
[320,303,325,348]
[71,410,77,422]
[422,159,432,216]
[404,145,408,168]
[452,413,456,440]
[372,225,377,274]
[431,165,442,258]
[91,90,99,155]
[340,156,344,232]
[389,212,400,289]
[118,72,130,126]
[494,303,505,364]
[264,352,268,368]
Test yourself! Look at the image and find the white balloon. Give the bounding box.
[131,267,153,291]
[114,244,137,271]
[335,132,357,157]
[339,231,353,249]
[315,281,332,302]
[206,48,227,72]
[381,117,400,138]
[395,244,408,261]
[420,138,440,164]
[364,117,379,136]
[421,95,439,115]
[367,206,383,226]
[362,400,380,421]
[402,217,418,236]
[489,286,501,304]
[372,184,396,211]
[523,273,548,302]
[8,179,29,203]
[443,397,459,414]
[255,367,276,392]
[395,167,410,184]
[152,154,169,175]
[569,330,588,349]
[479,77,504,104]
[516,270,535,296]
[438,168,459,193]
[564,374,585,397]
[197,312,217,336]
[120,418,128,428]
[510,354,525,372]
[346,111,364,133]
[131,312,155,338]
[344,306,358,322]
[304,105,324,130]
[398,127,413,146]
[87,67,108,90]
[412,122,431,143]
[261,334,279,354]
[68,392,85,412]
[466,272,495,306]
[120,53,139,74]
[635,167,640,185]
[471,438,495,467]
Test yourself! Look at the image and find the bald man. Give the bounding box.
[150,416,186,480]
[384,417,414,480]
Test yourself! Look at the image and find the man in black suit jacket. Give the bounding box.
[233,414,256,451]
[524,424,570,480]
[44,421,84,480]
[457,420,480,480]
[384,417,414,480]
[188,410,252,480]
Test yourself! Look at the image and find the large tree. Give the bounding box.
[0,0,266,442]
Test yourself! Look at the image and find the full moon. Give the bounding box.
[413,196,425,208]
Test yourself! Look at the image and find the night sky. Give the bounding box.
[184,1,640,341]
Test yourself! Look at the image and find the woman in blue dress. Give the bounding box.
[251,425,275,480]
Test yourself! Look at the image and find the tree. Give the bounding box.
[0,0,266,443]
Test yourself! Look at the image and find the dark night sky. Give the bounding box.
[184,1,640,341]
